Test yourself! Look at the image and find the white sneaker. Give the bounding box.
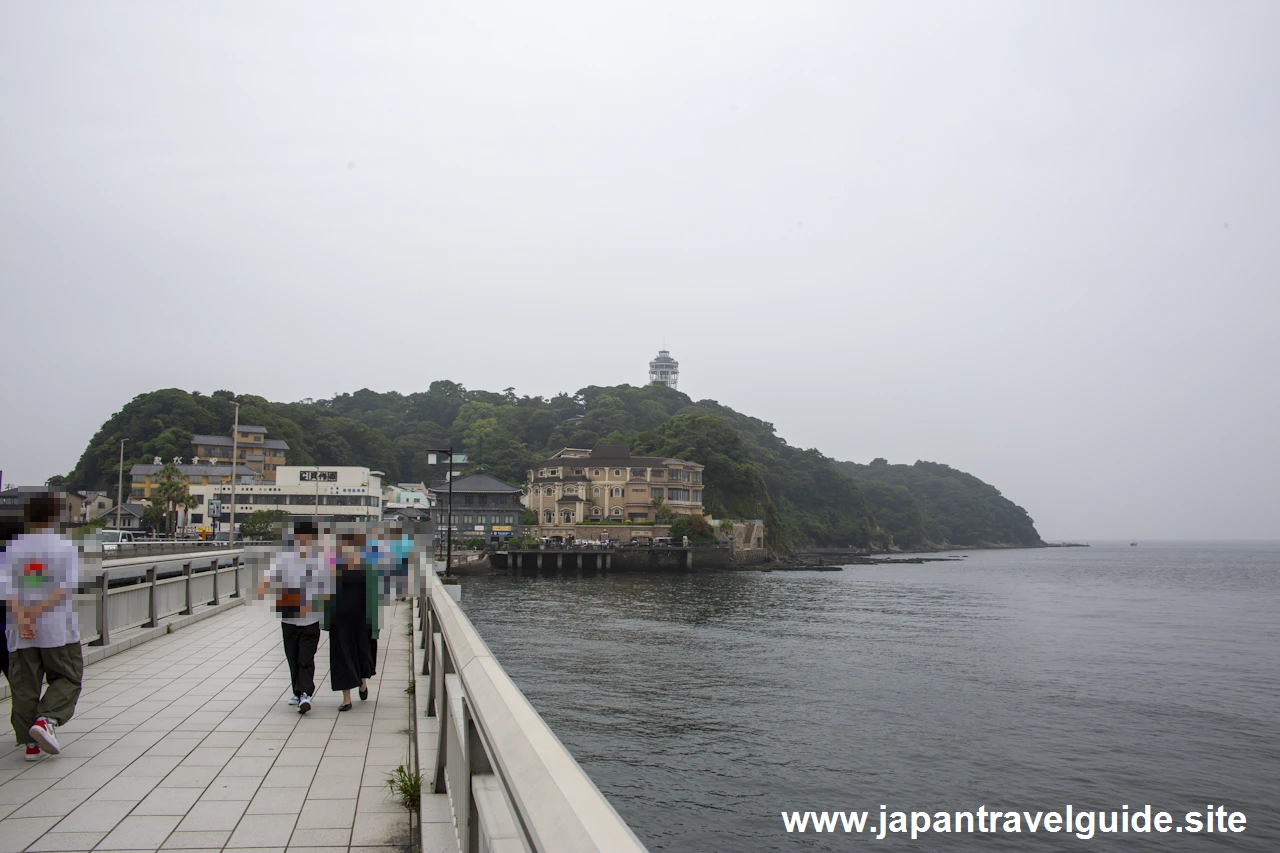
[29,718,60,755]
[288,695,301,705]
[298,693,311,714]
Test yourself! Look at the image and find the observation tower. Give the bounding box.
[648,350,679,390]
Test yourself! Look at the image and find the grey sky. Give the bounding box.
[2,2,1277,540]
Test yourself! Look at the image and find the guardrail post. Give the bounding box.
[211,557,220,605]
[146,567,158,627]
[93,571,110,646]
[183,562,193,615]
[466,714,494,853]
[232,556,241,598]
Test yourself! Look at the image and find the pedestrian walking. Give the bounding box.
[0,493,84,761]
[262,520,327,714]
[323,530,379,711]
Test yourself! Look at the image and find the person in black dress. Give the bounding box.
[325,532,378,710]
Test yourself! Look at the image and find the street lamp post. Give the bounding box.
[228,403,240,545]
[115,438,128,530]
[427,449,457,577]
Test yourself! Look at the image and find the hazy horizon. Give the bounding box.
[3,2,1277,541]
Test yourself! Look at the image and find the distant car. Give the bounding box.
[100,530,135,550]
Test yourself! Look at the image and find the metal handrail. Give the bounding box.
[86,551,246,646]
[419,572,648,853]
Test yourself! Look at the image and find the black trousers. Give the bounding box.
[281,622,320,698]
[328,621,376,692]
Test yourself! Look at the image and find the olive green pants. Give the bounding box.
[7,643,83,745]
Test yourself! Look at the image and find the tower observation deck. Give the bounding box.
[649,349,679,390]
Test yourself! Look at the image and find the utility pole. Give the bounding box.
[115,438,127,530]
[228,402,240,545]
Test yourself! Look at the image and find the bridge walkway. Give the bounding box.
[0,599,449,853]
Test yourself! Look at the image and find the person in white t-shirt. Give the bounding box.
[0,493,83,761]
[261,521,330,714]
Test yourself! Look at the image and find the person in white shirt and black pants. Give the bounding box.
[263,521,326,713]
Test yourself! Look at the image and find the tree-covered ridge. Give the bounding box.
[834,458,1042,547]
[64,383,1041,550]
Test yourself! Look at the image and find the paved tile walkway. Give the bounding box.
[0,600,417,853]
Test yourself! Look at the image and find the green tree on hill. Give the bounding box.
[60,384,1042,552]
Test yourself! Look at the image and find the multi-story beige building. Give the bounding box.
[190,424,289,481]
[129,462,257,502]
[527,445,704,526]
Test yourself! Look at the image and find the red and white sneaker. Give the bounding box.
[24,743,40,761]
[29,718,60,755]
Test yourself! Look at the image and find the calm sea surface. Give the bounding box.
[457,542,1280,851]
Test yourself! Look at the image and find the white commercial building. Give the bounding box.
[187,466,383,531]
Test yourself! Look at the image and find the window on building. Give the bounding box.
[191,514,203,523]
[651,488,664,499]
[650,469,665,479]
[561,510,573,523]
[611,507,622,516]
[693,490,703,503]
[478,494,488,506]
[539,469,546,477]
[545,487,553,496]
[464,495,474,506]
[592,469,601,476]
[611,487,622,497]
[592,507,602,516]
[668,489,691,502]
[544,510,553,523]
[613,469,622,477]
[593,486,601,497]
[693,471,703,483]
[630,468,646,478]
[573,468,584,475]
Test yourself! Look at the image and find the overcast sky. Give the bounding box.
[2,2,1277,540]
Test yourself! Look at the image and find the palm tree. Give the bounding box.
[151,463,197,537]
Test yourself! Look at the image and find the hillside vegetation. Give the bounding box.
[62,384,1041,550]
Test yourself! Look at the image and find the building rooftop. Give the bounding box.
[532,445,701,471]
[191,434,290,451]
[235,425,268,433]
[427,472,524,495]
[131,463,258,478]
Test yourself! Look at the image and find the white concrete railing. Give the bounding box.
[73,549,249,646]
[419,572,648,853]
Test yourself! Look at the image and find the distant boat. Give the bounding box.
[1130,542,1138,547]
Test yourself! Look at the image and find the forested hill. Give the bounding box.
[62,384,1042,550]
